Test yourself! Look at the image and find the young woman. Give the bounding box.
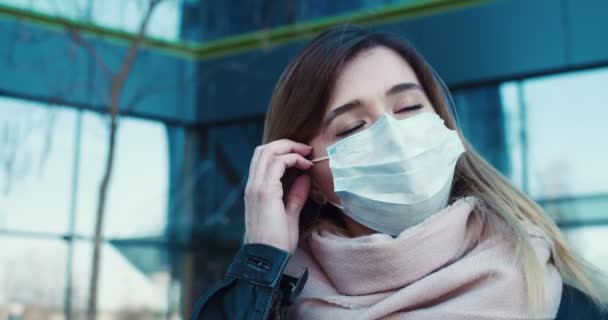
[192,25,607,319]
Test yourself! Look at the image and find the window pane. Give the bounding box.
[500,68,608,274]
[72,240,178,318]
[0,236,67,319]
[562,226,608,272]
[0,0,181,40]
[76,112,168,238]
[0,98,74,235]
[522,67,608,199]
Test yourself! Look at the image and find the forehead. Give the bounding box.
[329,46,420,110]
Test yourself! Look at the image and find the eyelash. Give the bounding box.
[336,104,423,137]
[336,122,365,137]
[396,104,423,113]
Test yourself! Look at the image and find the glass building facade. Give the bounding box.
[1,0,607,319]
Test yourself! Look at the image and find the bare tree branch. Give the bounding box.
[87,1,163,319]
[37,109,56,177]
[66,28,114,78]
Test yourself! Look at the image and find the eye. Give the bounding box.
[336,122,365,137]
[395,104,423,113]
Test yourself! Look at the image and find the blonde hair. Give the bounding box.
[262,24,608,312]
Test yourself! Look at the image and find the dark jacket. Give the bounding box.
[192,244,607,320]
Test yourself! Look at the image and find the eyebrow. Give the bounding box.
[386,82,423,96]
[323,82,424,128]
[323,99,363,128]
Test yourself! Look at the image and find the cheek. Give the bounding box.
[310,161,340,203]
[425,104,438,114]
[309,137,340,203]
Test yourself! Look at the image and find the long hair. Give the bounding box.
[262,24,607,310]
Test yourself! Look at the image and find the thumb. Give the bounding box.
[285,174,311,220]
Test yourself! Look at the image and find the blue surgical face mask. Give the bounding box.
[312,112,465,235]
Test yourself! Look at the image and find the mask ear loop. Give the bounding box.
[308,155,341,208]
[311,155,329,163]
[429,66,460,127]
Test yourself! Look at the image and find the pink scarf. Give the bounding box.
[285,197,562,319]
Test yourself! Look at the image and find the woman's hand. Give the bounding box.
[244,139,313,253]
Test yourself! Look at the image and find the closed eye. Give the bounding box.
[336,122,365,137]
[395,104,423,113]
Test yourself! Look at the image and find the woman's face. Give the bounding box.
[309,46,436,207]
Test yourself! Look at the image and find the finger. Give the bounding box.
[265,153,313,183]
[257,140,312,181]
[250,146,262,175]
[257,140,311,175]
[285,174,311,221]
[286,175,309,253]
[265,139,313,156]
[247,145,263,190]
